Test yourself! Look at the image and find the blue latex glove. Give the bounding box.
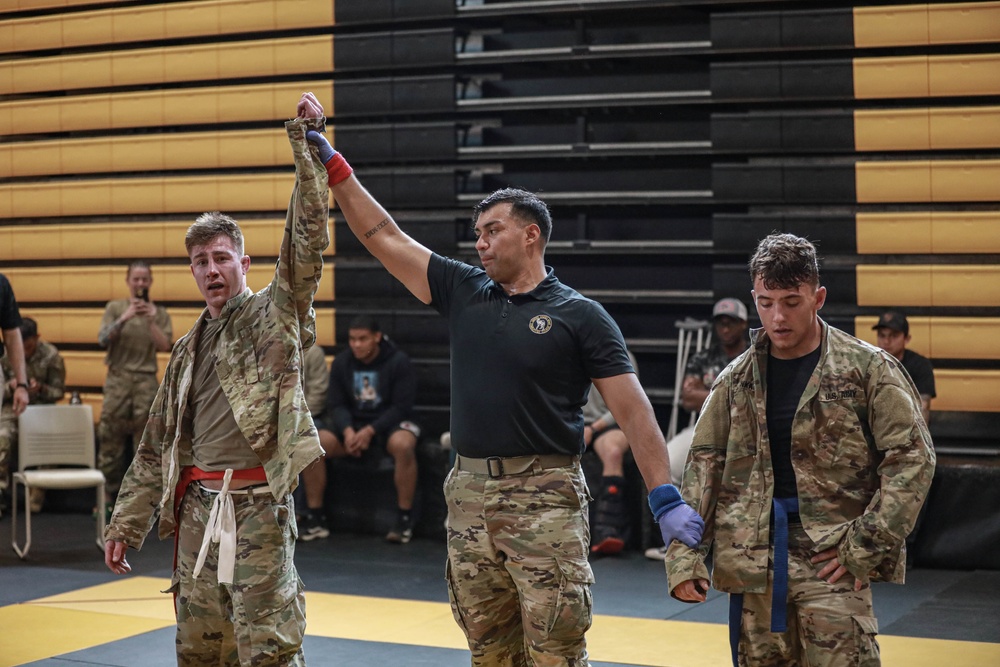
[306,130,336,164]
[649,483,705,549]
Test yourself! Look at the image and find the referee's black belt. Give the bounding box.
[455,453,579,479]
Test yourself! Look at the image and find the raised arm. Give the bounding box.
[298,99,433,305]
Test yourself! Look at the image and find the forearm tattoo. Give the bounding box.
[364,218,390,239]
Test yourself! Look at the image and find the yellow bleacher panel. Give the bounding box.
[855,54,1000,99]
[0,173,310,218]
[931,212,1000,254]
[23,307,336,347]
[58,392,104,423]
[857,266,933,307]
[853,56,929,99]
[934,370,1000,412]
[859,265,1000,307]
[855,161,932,203]
[855,316,1000,360]
[857,212,1000,254]
[61,350,171,388]
[855,106,1000,152]
[928,2,1000,46]
[0,0,334,54]
[0,81,332,137]
[0,218,332,261]
[2,1,106,12]
[932,266,1000,307]
[854,109,929,152]
[930,160,1000,202]
[3,265,334,304]
[929,54,1000,97]
[855,3,1000,47]
[0,36,332,95]
[855,212,932,254]
[856,160,1000,203]
[853,5,928,48]
[1,129,289,177]
[929,107,1000,150]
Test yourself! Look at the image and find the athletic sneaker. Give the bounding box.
[299,513,330,542]
[644,545,668,561]
[386,513,413,544]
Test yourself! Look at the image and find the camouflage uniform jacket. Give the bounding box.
[106,117,329,549]
[1,339,65,404]
[666,319,935,596]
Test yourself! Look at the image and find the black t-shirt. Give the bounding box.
[427,254,633,457]
[766,346,821,499]
[902,349,936,398]
[0,274,23,358]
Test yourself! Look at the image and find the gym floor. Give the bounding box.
[1,512,998,667]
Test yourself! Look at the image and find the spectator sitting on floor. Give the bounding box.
[0,317,66,514]
[646,298,749,561]
[587,350,639,556]
[873,310,935,425]
[299,315,421,544]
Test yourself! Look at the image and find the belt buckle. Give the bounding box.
[486,456,504,479]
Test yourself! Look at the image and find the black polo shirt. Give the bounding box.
[428,253,633,457]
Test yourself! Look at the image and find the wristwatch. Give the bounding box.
[15,382,28,391]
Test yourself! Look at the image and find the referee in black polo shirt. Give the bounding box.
[313,133,703,666]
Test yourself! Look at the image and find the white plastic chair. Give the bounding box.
[11,404,106,559]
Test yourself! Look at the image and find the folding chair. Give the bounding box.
[11,404,105,559]
[666,317,712,440]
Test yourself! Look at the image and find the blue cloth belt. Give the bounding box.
[727,496,800,667]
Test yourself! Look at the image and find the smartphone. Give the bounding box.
[136,287,149,302]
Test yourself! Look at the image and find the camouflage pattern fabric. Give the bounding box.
[444,463,594,666]
[170,482,305,667]
[734,523,879,667]
[105,117,329,550]
[97,300,172,373]
[0,339,66,492]
[667,320,934,665]
[97,369,160,495]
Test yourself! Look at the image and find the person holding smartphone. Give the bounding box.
[96,260,173,509]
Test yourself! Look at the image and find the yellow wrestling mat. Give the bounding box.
[2,576,998,667]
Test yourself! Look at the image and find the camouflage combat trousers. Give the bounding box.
[170,482,306,667]
[734,522,880,667]
[444,462,594,667]
[98,369,159,495]
[0,405,17,493]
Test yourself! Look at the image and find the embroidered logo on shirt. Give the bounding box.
[529,315,553,334]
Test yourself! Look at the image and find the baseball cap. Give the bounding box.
[872,311,909,336]
[712,298,748,322]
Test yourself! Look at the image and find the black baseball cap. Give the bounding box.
[872,311,909,336]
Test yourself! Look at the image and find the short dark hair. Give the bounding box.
[185,212,245,257]
[749,233,820,290]
[348,314,380,333]
[126,260,151,277]
[472,188,552,244]
[19,317,37,340]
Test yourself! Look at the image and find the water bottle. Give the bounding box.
[70,391,82,405]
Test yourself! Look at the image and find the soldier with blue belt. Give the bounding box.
[667,233,936,667]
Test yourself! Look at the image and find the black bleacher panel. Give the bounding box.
[711,9,853,51]
[334,0,454,25]
[480,165,711,200]
[712,111,855,153]
[336,123,456,162]
[713,163,855,203]
[334,29,455,71]
[711,60,853,101]
[713,214,857,255]
[552,256,713,295]
[354,169,455,207]
[334,76,455,117]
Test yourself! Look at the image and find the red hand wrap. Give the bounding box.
[324,152,354,186]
